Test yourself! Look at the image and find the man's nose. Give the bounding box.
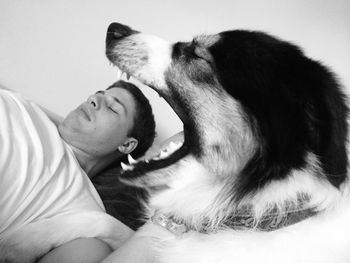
[88,95,99,110]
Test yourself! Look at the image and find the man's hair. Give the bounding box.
[107,80,156,159]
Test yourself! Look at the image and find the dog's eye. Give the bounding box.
[191,53,203,60]
[189,40,212,63]
[193,47,212,65]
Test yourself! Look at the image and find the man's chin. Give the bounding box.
[58,118,85,144]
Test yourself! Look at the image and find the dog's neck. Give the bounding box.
[150,194,317,234]
[223,205,317,232]
[151,206,317,235]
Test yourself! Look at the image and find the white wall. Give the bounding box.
[0,0,349,146]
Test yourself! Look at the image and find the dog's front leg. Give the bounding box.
[0,211,133,263]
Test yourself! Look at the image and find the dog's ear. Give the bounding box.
[118,137,138,155]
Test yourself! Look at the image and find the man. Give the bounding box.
[0,80,156,262]
[58,80,156,178]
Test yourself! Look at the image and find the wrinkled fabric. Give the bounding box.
[0,89,105,236]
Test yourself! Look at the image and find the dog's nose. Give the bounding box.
[106,23,137,42]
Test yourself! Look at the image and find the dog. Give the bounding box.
[105,23,350,262]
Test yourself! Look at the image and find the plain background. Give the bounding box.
[0,0,349,147]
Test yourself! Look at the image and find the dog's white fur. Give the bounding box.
[112,34,172,88]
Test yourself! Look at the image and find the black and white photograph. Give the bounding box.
[1,0,350,262]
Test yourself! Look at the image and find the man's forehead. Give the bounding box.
[107,86,132,100]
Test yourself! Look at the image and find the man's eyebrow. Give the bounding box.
[96,90,127,115]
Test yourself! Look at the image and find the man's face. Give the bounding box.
[59,87,137,157]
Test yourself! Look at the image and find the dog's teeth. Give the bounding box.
[120,162,133,171]
[165,141,182,155]
[175,141,183,150]
[128,154,137,164]
[116,68,122,80]
[169,142,178,151]
[121,72,127,80]
[159,150,169,159]
[150,141,183,162]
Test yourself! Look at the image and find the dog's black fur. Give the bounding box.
[207,30,349,198]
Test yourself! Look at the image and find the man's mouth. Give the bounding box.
[80,104,93,121]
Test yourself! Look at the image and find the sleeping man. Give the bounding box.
[0,80,156,262]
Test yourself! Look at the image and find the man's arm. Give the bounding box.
[101,223,172,263]
[38,238,112,263]
[102,235,155,263]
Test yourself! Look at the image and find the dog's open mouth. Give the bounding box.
[110,64,190,182]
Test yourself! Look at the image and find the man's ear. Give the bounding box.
[118,137,138,155]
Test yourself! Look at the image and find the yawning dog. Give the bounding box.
[105,23,350,262]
